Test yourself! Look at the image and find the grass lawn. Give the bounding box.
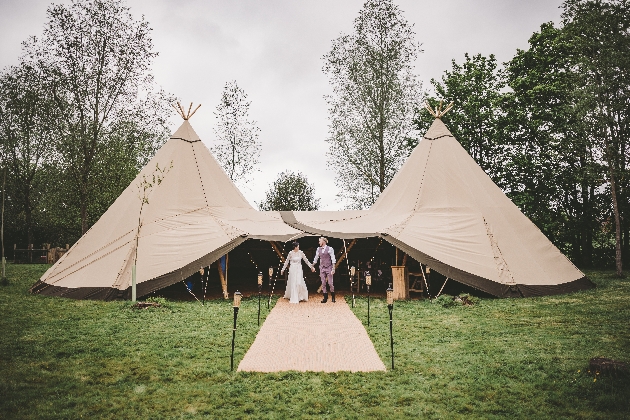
[1,264,629,419]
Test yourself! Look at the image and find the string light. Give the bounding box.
[369,238,384,263]
[247,251,260,271]
[203,267,209,300]
[181,280,201,303]
[268,258,285,306]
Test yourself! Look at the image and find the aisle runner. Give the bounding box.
[238,295,386,372]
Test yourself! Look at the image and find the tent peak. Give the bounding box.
[424,100,453,119]
[423,118,453,140]
[170,120,201,142]
[172,101,201,120]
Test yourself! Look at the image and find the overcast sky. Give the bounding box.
[0,0,564,210]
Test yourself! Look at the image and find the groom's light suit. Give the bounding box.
[313,245,336,293]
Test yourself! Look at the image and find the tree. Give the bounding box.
[323,0,422,209]
[0,62,59,246]
[211,80,261,188]
[562,0,630,276]
[414,54,505,176]
[23,0,173,234]
[501,23,607,267]
[258,171,320,211]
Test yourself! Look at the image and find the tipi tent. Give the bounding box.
[280,118,593,297]
[31,114,593,300]
[31,120,300,300]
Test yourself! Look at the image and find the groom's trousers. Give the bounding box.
[320,269,334,293]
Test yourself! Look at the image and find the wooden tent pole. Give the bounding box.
[225,253,229,295]
[420,265,431,299]
[343,239,355,307]
[217,260,228,299]
[269,241,285,262]
[188,104,201,119]
[334,238,357,270]
[436,277,449,299]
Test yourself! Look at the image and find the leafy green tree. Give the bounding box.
[323,0,422,209]
[414,53,505,176]
[258,171,320,211]
[212,80,261,189]
[23,0,173,235]
[0,63,60,246]
[501,22,608,267]
[561,0,630,276]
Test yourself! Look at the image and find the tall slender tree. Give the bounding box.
[212,80,261,188]
[323,0,422,209]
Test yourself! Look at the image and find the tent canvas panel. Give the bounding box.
[390,209,501,283]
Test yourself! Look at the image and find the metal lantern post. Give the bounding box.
[230,291,242,371]
[267,267,273,309]
[365,272,372,326]
[386,284,394,370]
[257,272,263,326]
[349,266,356,308]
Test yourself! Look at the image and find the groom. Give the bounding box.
[312,237,336,303]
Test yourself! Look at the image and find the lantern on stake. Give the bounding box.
[386,283,394,369]
[230,291,242,371]
[257,272,263,326]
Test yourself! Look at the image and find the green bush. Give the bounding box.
[433,294,458,307]
[433,293,480,307]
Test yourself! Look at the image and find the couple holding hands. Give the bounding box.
[280,237,336,304]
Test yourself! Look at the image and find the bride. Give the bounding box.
[280,241,314,303]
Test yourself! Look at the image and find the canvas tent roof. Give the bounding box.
[32,118,593,300]
[31,120,300,300]
[280,119,593,297]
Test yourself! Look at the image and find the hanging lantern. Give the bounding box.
[257,272,263,286]
[365,272,372,286]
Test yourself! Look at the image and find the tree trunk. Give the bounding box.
[80,172,89,234]
[1,168,5,279]
[608,158,623,277]
[623,225,629,267]
[24,186,33,247]
[580,177,592,268]
[80,201,88,235]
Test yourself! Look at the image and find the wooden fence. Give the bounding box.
[13,244,69,264]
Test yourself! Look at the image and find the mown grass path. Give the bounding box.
[0,265,629,419]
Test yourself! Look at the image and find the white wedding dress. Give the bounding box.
[281,250,313,303]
